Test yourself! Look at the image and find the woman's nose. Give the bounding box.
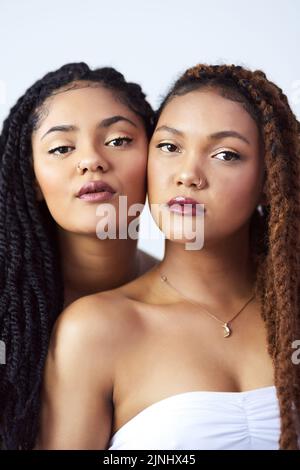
[76,150,110,174]
[175,160,207,190]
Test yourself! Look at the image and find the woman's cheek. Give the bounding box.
[34,164,70,211]
[122,156,147,202]
[38,173,65,201]
[147,160,167,204]
[214,182,260,229]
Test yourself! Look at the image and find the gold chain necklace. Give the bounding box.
[160,273,255,338]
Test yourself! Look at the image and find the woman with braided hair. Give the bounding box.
[0,62,157,449]
[38,63,299,450]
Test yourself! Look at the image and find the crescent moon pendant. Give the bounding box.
[223,323,231,338]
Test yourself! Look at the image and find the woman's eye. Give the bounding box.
[105,137,133,147]
[48,146,74,156]
[156,142,179,153]
[212,150,240,162]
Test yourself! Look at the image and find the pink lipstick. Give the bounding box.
[167,196,204,216]
[77,180,116,202]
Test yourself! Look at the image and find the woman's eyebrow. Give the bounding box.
[99,115,137,129]
[155,126,250,145]
[155,125,183,136]
[208,130,250,145]
[41,115,137,141]
[41,124,77,141]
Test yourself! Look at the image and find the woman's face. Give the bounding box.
[148,89,265,247]
[31,84,148,236]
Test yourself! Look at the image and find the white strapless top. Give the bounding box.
[108,386,280,450]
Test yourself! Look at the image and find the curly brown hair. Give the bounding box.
[157,64,300,450]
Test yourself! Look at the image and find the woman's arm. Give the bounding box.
[36,296,116,449]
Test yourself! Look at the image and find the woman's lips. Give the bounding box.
[78,191,116,202]
[77,180,116,203]
[167,196,205,216]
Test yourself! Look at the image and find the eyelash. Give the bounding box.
[48,146,74,156]
[105,137,133,147]
[48,137,133,156]
[156,143,241,161]
[157,142,179,153]
[212,150,241,162]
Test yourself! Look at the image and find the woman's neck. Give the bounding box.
[58,229,140,307]
[158,227,256,311]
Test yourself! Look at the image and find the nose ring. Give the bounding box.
[196,178,205,189]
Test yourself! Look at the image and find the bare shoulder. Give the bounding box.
[38,292,139,449]
[44,290,143,404]
[51,291,138,357]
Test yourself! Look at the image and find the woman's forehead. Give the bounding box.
[157,90,260,141]
[32,85,140,134]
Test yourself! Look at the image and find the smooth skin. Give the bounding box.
[31,84,157,307]
[37,89,274,449]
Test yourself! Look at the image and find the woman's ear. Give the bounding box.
[258,190,268,206]
[258,172,268,206]
[256,179,268,216]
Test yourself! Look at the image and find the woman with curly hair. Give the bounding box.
[0,62,156,449]
[38,64,299,450]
